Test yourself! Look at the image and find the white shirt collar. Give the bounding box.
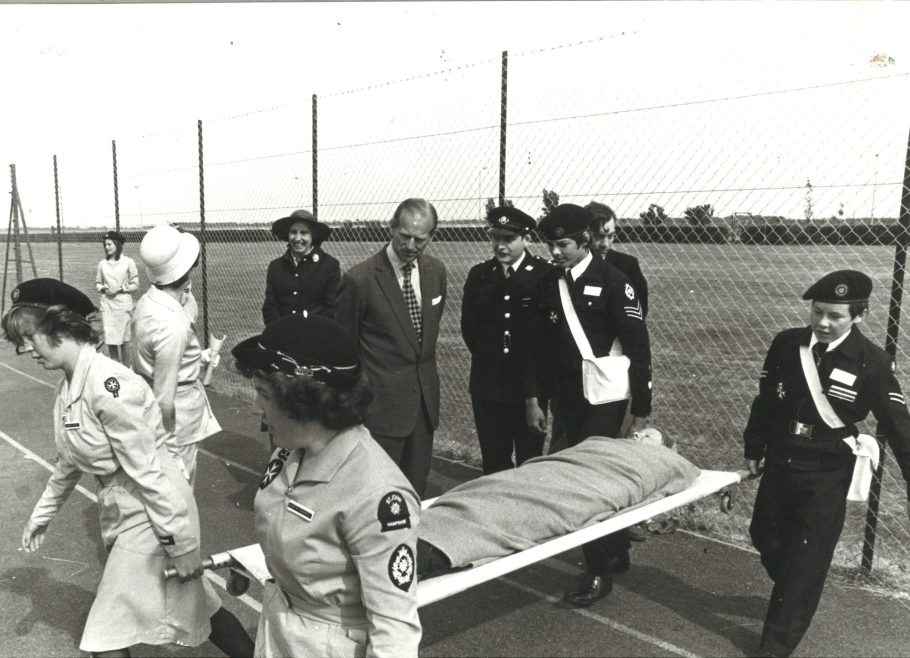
[567,251,593,282]
[809,328,851,352]
[503,251,526,274]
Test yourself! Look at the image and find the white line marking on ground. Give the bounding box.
[0,427,262,613]
[0,360,56,387]
[500,576,701,658]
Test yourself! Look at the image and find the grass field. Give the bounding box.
[5,237,910,593]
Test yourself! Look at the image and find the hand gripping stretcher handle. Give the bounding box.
[163,551,238,580]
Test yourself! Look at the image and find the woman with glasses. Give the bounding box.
[231,313,421,657]
[4,278,252,658]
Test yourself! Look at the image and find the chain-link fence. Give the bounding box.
[5,34,910,599]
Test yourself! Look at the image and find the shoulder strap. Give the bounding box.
[798,344,845,429]
[558,278,594,360]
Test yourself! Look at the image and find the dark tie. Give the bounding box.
[505,265,514,279]
[812,342,828,366]
[402,262,422,343]
[564,269,573,285]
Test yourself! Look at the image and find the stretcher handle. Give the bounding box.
[163,551,238,579]
[719,468,761,514]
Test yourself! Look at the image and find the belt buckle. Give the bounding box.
[789,420,813,438]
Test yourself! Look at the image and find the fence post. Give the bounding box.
[197,119,209,348]
[499,51,508,206]
[53,155,63,281]
[112,140,120,232]
[312,94,318,219]
[863,127,910,572]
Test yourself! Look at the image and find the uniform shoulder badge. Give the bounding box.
[625,283,635,300]
[259,458,284,490]
[103,377,121,398]
[378,491,411,532]
[388,544,415,591]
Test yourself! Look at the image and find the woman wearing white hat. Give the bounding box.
[131,224,221,486]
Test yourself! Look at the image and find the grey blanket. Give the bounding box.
[419,437,700,569]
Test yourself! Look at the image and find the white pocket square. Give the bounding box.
[432,295,443,305]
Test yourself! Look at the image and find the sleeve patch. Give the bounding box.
[378,491,411,532]
[388,544,415,591]
[625,283,635,300]
[259,459,284,490]
[623,303,643,320]
[103,377,121,398]
[889,392,905,405]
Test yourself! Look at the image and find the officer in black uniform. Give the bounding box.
[461,206,553,474]
[525,203,652,606]
[744,270,910,657]
[585,201,648,318]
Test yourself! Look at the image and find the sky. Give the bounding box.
[2,1,910,227]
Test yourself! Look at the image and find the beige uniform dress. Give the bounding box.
[95,255,140,344]
[254,425,422,658]
[132,286,221,484]
[26,346,220,652]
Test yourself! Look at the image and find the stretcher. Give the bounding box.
[165,468,749,607]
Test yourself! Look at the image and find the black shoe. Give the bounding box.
[564,573,612,607]
[612,549,630,574]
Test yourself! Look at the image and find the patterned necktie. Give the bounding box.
[402,262,422,343]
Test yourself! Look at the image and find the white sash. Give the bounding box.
[798,344,879,501]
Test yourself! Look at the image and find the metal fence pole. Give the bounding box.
[862,127,910,572]
[197,119,209,347]
[53,155,63,280]
[498,51,508,206]
[312,94,318,218]
[112,140,120,232]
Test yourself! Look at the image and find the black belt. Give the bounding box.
[140,374,196,387]
[788,419,855,440]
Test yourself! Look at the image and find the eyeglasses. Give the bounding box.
[15,344,34,355]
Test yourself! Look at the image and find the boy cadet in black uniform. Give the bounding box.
[744,270,910,657]
[585,201,648,318]
[461,206,553,474]
[525,203,652,606]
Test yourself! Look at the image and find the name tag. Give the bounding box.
[432,295,443,306]
[64,422,81,430]
[583,285,602,296]
[830,368,857,386]
[286,500,314,522]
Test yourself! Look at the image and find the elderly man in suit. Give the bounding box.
[336,198,447,496]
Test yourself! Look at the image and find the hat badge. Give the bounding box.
[11,288,19,302]
[835,284,848,298]
[498,216,509,225]
[553,227,565,238]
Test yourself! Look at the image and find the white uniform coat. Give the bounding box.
[27,346,218,652]
[95,255,140,344]
[254,425,422,658]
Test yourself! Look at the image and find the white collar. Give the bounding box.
[809,328,851,353]
[502,251,526,274]
[567,251,593,282]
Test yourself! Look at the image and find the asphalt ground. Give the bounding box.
[2,345,909,657]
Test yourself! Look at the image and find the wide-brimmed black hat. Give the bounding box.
[803,270,872,304]
[538,204,592,241]
[485,206,536,235]
[102,230,126,245]
[232,314,360,389]
[271,209,332,245]
[10,278,97,318]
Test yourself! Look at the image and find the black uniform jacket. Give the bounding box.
[744,326,910,491]
[525,254,652,418]
[604,249,648,318]
[461,251,553,402]
[262,246,341,325]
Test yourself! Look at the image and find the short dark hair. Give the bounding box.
[391,198,438,232]
[3,304,99,347]
[547,230,591,249]
[849,301,869,319]
[235,363,374,430]
[585,202,617,232]
[103,238,124,260]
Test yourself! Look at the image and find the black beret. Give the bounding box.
[232,314,360,389]
[103,230,126,245]
[802,270,872,304]
[485,206,536,235]
[271,209,332,244]
[10,278,97,318]
[537,204,592,241]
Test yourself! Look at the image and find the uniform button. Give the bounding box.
[292,310,297,314]
[504,295,510,301]
[295,274,299,278]
[504,312,511,318]
[587,301,592,306]
[503,348,510,354]
[293,291,298,295]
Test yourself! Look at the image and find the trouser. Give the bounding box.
[555,380,631,575]
[372,403,435,498]
[749,461,853,657]
[471,396,545,475]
